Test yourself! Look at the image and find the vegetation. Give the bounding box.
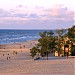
[30,47,37,59]
[67,26,75,56]
[30,30,55,59]
[30,25,75,59]
[71,45,75,56]
[55,29,66,57]
[38,31,55,59]
[68,26,75,42]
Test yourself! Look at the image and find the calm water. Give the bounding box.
[0,29,56,44]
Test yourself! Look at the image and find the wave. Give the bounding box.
[0,35,40,44]
[0,30,51,44]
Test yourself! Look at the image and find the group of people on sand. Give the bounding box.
[13,51,17,55]
[2,44,26,60]
[3,53,11,60]
[2,51,18,60]
[2,42,36,60]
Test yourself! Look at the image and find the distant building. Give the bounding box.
[54,36,75,56]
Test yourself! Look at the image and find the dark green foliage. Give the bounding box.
[71,45,75,56]
[39,31,47,38]
[47,30,54,36]
[38,31,55,59]
[30,47,37,58]
[68,26,75,42]
[30,26,75,60]
[67,26,75,56]
[30,30,55,60]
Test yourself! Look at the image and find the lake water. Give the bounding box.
[0,29,56,44]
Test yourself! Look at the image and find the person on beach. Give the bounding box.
[7,57,8,60]
[3,54,4,56]
[23,45,25,48]
[15,51,17,54]
[13,51,16,54]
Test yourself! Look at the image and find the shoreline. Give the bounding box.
[0,40,38,61]
[0,39,38,45]
[0,40,38,49]
[0,40,38,60]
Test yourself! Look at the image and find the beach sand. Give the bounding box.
[0,40,39,61]
[0,40,75,75]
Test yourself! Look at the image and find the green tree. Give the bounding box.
[30,30,55,60]
[39,31,47,38]
[71,45,75,56]
[67,26,75,55]
[68,26,75,43]
[38,31,55,60]
[30,47,37,59]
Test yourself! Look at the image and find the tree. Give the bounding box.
[30,30,56,60]
[71,45,75,56]
[30,47,37,59]
[38,31,55,60]
[67,26,75,56]
[56,29,66,58]
[68,26,75,43]
[39,31,47,38]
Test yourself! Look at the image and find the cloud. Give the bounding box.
[13,13,28,18]
[28,14,39,18]
[0,4,74,28]
[0,8,28,18]
[16,5,24,8]
[16,5,28,8]
[47,6,74,22]
[0,8,11,17]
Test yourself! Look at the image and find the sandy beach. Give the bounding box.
[0,40,75,75]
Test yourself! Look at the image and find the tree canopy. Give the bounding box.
[30,25,75,60]
[68,26,75,42]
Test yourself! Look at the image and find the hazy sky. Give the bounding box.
[0,0,75,29]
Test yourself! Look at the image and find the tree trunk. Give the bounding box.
[46,53,48,60]
[58,51,61,59]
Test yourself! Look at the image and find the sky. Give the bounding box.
[0,0,75,29]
